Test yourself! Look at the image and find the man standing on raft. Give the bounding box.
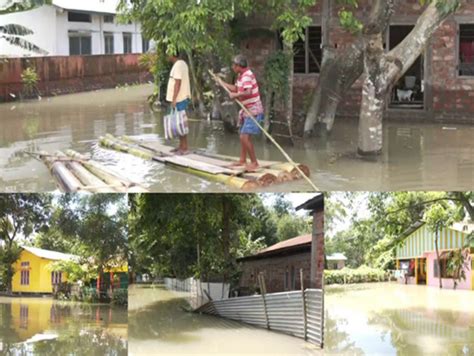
[166,51,191,155]
[220,55,264,172]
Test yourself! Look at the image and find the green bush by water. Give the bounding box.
[325,266,389,285]
[111,288,128,307]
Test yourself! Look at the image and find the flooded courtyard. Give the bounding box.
[325,282,474,355]
[128,284,320,355]
[0,296,127,355]
[0,85,473,192]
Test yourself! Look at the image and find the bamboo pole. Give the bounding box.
[209,70,319,191]
[40,151,84,192]
[65,150,148,193]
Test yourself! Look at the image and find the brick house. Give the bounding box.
[239,0,474,134]
[238,194,324,294]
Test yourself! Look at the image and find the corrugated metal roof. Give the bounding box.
[22,246,78,261]
[296,194,324,212]
[238,234,312,261]
[396,223,471,259]
[327,253,347,261]
[52,0,121,14]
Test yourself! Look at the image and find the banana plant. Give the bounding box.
[0,23,47,54]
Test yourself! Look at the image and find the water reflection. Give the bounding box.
[325,283,474,355]
[128,284,320,355]
[0,297,127,355]
[0,85,472,192]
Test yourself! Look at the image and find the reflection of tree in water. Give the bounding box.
[368,308,474,355]
[324,310,364,355]
[129,296,256,343]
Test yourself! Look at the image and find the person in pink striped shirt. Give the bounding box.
[220,55,264,172]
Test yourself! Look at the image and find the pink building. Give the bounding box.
[395,223,473,290]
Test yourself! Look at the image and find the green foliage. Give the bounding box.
[263,50,291,101]
[276,214,311,242]
[0,0,52,15]
[81,287,100,304]
[111,288,128,307]
[21,66,39,95]
[324,266,389,285]
[48,260,98,284]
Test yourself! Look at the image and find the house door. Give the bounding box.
[417,258,427,285]
[388,25,425,110]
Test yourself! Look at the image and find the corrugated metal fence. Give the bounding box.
[197,289,323,348]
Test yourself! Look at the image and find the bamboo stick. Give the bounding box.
[65,150,148,193]
[40,151,84,192]
[56,152,112,193]
[209,70,319,191]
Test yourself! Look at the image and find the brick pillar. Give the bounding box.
[311,207,325,289]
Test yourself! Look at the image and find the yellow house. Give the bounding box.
[12,246,77,294]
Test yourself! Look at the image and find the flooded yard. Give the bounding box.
[325,282,474,355]
[0,296,127,355]
[0,84,473,192]
[128,284,320,355]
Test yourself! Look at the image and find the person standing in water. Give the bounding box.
[220,55,264,172]
[166,51,191,155]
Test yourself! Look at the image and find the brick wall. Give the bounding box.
[241,0,474,129]
[239,251,312,294]
[312,207,324,289]
[0,54,151,102]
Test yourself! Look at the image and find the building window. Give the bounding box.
[20,305,28,329]
[433,258,456,279]
[293,26,322,74]
[459,24,474,76]
[51,271,62,285]
[69,32,92,55]
[20,262,30,286]
[104,33,114,54]
[123,33,132,54]
[104,15,114,23]
[68,12,91,23]
[142,36,150,53]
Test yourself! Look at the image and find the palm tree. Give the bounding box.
[0,0,51,54]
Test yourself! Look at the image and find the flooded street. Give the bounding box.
[0,84,472,192]
[325,283,474,355]
[128,284,320,355]
[0,296,127,355]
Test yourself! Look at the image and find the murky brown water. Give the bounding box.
[325,283,474,355]
[128,284,320,355]
[0,296,127,355]
[0,85,472,192]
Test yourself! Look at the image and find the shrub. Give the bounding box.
[111,288,128,307]
[21,67,39,97]
[325,266,389,285]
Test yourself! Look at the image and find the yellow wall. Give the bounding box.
[12,250,67,294]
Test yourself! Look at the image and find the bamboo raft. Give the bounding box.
[99,134,311,190]
[38,149,148,193]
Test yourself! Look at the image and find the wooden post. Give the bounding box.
[415,259,418,285]
[258,273,270,330]
[301,269,308,341]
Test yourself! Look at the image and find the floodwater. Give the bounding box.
[128,284,320,355]
[0,296,127,355]
[325,282,474,355]
[0,84,473,192]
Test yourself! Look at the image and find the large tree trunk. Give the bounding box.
[304,0,396,136]
[357,0,460,155]
[186,52,206,117]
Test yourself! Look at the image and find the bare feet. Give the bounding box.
[228,161,246,168]
[175,149,190,156]
[245,163,259,172]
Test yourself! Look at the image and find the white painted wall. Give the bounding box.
[0,5,58,56]
[1,4,148,57]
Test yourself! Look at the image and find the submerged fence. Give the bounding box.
[164,277,230,301]
[196,289,324,348]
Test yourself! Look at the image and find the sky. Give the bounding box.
[261,193,320,217]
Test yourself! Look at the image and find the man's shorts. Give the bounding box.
[176,98,190,112]
[240,113,264,135]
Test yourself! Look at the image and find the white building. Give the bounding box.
[0,0,149,57]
